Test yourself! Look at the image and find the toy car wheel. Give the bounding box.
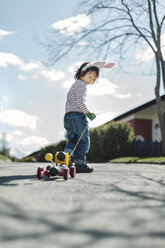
[70,166,76,178]
[37,167,44,180]
[46,165,51,171]
[50,167,58,176]
[44,170,50,177]
[37,167,40,178]
[63,168,69,180]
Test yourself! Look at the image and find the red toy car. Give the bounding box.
[37,151,76,181]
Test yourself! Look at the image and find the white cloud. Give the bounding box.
[18,75,27,80]
[89,112,116,128]
[12,130,23,136]
[5,133,50,158]
[0,52,22,67]
[25,62,66,82]
[78,41,89,46]
[31,74,39,79]
[63,79,74,89]
[0,109,38,129]
[0,29,15,38]
[68,61,82,74]
[21,136,49,146]
[136,49,154,62]
[4,133,23,158]
[52,14,90,35]
[20,136,50,157]
[40,68,65,82]
[0,52,65,82]
[20,62,40,71]
[88,77,119,96]
[0,52,39,71]
[136,33,165,61]
[113,93,131,99]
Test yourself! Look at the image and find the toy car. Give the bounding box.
[37,151,76,181]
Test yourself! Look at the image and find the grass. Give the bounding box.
[15,156,37,162]
[110,156,165,164]
[0,154,11,161]
[0,154,37,162]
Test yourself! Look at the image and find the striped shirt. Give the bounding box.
[65,80,89,114]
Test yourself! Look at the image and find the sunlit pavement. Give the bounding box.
[0,162,165,248]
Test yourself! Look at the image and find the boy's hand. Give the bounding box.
[86,112,96,121]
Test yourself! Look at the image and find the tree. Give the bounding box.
[42,0,165,153]
[0,132,10,157]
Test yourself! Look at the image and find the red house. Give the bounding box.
[112,95,165,142]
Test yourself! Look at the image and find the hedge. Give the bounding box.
[87,121,135,162]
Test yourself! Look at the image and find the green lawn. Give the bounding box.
[110,156,165,164]
[0,154,10,161]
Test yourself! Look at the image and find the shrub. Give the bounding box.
[87,121,135,162]
[17,156,37,162]
[87,127,103,162]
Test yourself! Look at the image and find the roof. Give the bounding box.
[113,94,165,121]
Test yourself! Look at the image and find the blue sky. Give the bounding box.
[0,0,164,158]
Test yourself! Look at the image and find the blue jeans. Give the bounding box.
[64,112,90,166]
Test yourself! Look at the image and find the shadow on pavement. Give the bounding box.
[0,175,36,186]
[137,173,165,186]
[1,198,165,248]
[110,183,165,203]
[0,198,128,247]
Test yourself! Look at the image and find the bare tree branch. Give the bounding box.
[147,0,157,45]
[39,0,164,66]
[121,0,156,53]
[160,15,165,28]
[152,0,160,29]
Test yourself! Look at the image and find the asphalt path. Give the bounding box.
[0,162,165,248]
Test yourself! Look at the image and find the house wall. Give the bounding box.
[116,101,165,142]
[129,119,152,140]
[119,115,153,141]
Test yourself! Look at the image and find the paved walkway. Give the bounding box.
[0,162,165,248]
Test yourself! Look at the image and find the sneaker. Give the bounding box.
[75,164,93,173]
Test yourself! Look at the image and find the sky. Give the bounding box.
[0,0,164,158]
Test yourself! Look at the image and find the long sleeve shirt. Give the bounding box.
[65,80,89,114]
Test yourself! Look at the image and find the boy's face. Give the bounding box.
[80,71,98,85]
